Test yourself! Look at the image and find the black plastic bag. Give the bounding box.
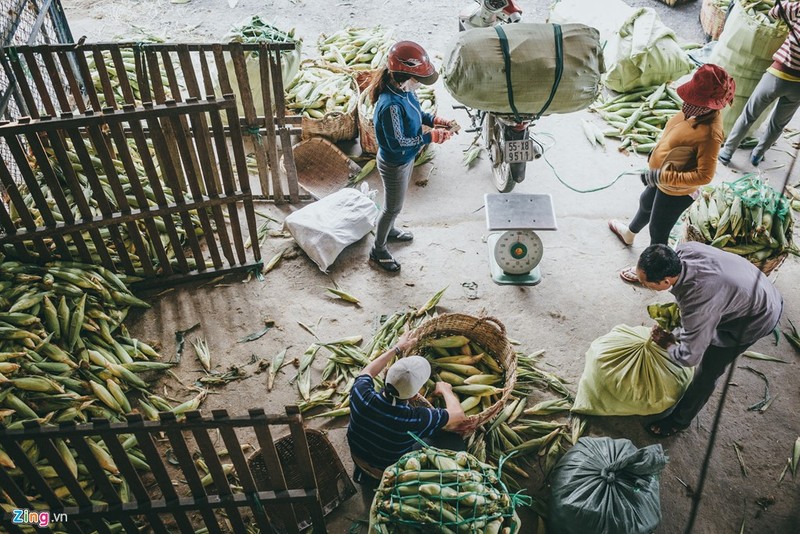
[548,437,668,534]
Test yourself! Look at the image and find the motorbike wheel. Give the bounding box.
[483,113,516,193]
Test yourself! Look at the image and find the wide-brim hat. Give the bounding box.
[385,356,430,400]
[677,64,736,110]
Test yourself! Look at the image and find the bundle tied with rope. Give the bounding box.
[369,441,528,534]
[683,174,797,275]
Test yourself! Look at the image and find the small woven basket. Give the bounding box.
[700,0,727,40]
[683,224,788,276]
[290,137,361,199]
[404,313,517,437]
[249,428,356,532]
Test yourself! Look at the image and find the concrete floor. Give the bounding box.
[63,1,800,532]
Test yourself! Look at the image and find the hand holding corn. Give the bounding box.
[434,116,461,134]
[651,325,676,349]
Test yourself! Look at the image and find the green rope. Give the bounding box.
[543,152,642,193]
[246,125,264,146]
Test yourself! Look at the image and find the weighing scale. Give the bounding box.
[485,193,557,286]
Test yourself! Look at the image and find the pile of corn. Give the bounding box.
[786,184,800,212]
[685,176,796,263]
[226,15,300,48]
[0,258,186,518]
[10,139,202,273]
[284,62,357,119]
[369,447,523,534]
[731,0,789,29]
[590,82,682,153]
[647,302,681,331]
[317,26,395,70]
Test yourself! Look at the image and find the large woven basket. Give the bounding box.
[683,223,788,276]
[700,0,727,41]
[403,313,517,436]
[297,63,359,142]
[358,89,380,156]
[290,137,361,199]
[249,428,356,532]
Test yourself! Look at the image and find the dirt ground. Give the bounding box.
[62,0,800,532]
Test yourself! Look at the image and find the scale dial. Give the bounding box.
[492,230,543,275]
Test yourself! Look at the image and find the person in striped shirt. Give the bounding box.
[347,331,466,485]
[718,1,800,167]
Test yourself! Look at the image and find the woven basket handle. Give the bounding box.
[476,315,506,336]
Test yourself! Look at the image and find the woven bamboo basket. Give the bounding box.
[654,0,692,5]
[358,89,380,156]
[700,0,727,40]
[290,137,361,198]
[295,63,359,142]
[403,313,517,437]
[683,223,788,275]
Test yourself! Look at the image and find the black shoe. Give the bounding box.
[388,228,414,242]
[369,248,401,272]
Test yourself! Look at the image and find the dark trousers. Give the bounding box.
[628,185,695,245]
[665,343,752,427]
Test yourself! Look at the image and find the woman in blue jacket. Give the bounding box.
[366,41,457,272]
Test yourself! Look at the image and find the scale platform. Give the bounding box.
[485,193,557,286]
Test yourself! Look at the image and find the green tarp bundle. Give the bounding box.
[571,324,694,416]
[602,8,694,92]
[549,437,667,534]
[708,0,788,136]
[442,23,604,115]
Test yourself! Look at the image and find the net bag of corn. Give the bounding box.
[442,23,604,115]
[548,437,667,534]
[602,8,694,92]
[571,325,693,416]
[368,445,527,534]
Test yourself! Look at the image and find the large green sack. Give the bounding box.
[708,1,788,136]
[442,23,604,115]
[548,437,667,534]
[571,324,693,416]
[603,8,694,93]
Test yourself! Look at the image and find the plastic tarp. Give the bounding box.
[549,437,668,534]
[571,324,694,416]
[602,8,694,92]
[284,187,378,272]
[708,1,788,136]
[442,23,604,115]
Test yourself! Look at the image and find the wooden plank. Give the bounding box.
[33,433,92,508]
[133,46,151,104]
[105,121,172,276]
[228,44,272,200]
[39,50,71,113]
[175,46,213,194]
[45,127,116,270]
[0,194,35,260]
[6,50,41,118]
[125,414,196,533]
[250,408,299,534]
[198,50,216,98]
[64,127,136,273]
[187,411,249,533]
[18,42,297,53]
[58,50,87,113]
[159,50,182,102]
[213,410,274,534]
[2,435,67,512]
[285,406,326,533]
[269,48,300,203]
[20,50,56,116]
[108,47,136,104]
[85,123,156,276]
[126,109,184,275]
[159,412,223,534]
[186,105,235,266]
[258,45,285,202]
[73,48,102,112]
[0,136,52,259]
[90,46,118,110]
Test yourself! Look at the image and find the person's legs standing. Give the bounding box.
[373,156,413,255]
[719,72,781,160]
[647,190,695,245]
[627,185,658,235]
[752,79,800,160]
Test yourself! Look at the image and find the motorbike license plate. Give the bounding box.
[503,139,536,163]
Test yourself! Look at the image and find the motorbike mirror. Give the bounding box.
[482,0,510,12]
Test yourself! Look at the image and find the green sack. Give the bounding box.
[708,1,788,136]
[549,437,667,534]
[603,8,693,93]
[442,23,604,115]
[571,324,693,416]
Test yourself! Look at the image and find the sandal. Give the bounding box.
[388,228,414,242]
[369,248,401,272]
[646,418,689,438]
[608,219,634,246]
[619,266,641,285]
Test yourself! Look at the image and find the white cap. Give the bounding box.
[385,356,431,400]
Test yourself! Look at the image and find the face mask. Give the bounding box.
[402,79,422,92]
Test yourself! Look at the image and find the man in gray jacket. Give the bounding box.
[635,243,783,437]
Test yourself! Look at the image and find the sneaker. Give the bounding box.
[750,152,764,167]
[718,153,731,166]
[608,219,635,246]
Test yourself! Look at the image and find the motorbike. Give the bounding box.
[455,0,543,193]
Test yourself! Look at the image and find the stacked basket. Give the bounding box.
[700,0,728,41]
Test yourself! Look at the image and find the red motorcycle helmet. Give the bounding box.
[387,41,438,85]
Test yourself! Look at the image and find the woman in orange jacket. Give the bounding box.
[608,64,736,284]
